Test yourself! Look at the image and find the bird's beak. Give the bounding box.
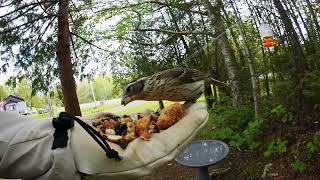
[121,96,131,106]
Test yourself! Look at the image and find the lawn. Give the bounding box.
[31,97,207,119]
[115,101,174,115]
[31,102,120,119]
[81,102,121,116]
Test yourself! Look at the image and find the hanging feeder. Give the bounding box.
[259,23,277,48]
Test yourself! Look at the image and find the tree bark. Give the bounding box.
[245,0,271,97]
[222,6,245,67]
[305,0,320,42]
[203,0,243,106]
[231,1,259,116]
[273,0,306,120]
[204,80,214,109]
[290,0,311,41]
[57,0,81,116]
[283,0,306,42]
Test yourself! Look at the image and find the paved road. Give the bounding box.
[79,98,122,109]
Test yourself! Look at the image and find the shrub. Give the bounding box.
[271,104,293,123]
[271,81,294,108]
[264,138,288,157]
[307,131,320,159]
[205,105,264,150]
[303,70,320,105]
[292,160,306,173]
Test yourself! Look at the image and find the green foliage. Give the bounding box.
[52,89,64,107]
[14,79,32,105]
[30,96,45,108]
[271,104,293,123]
[0,85,8,101]
[77,80,92,104]
[292,160,306,173]
[271,81,295,107]
[264,138,288,157]
[93,76,116,100]
[77,76,117,104]
[306,131,320,159]
[303,70,320,105]
[202,104,264,150]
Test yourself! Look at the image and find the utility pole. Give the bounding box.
[89,80,97,107]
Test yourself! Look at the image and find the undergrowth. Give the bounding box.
[200,104,264,150]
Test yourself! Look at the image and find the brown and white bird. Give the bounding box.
[121,68,220,109]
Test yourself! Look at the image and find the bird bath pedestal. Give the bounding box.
[175,140,229,180]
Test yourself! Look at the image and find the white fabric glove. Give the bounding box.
[0,111,80,180]
[0,102,208,180]
[72,102,208,180]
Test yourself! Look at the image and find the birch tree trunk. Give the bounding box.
[222,6,246,67]
[57,0,81,116]
[231,1,259,116]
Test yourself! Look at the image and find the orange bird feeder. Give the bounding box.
[259,23,277,48]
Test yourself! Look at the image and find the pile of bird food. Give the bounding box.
[92,103,183,149]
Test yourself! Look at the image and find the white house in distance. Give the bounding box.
[0,95,29,115]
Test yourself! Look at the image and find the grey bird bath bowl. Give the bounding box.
[175,140,229,180]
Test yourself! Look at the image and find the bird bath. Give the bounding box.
[175,140,229,180]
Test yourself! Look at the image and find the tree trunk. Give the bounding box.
[231,1,259,116]
[283,0,306,43]
[247,1,271,97]
[273,0,306,120]
[305,0,320,42]
[290,0,311,41]
[262,49,270,97]
[204,80,214,109]
[203,0,243,106]
[222,6,245,67]
[57,0,81,116]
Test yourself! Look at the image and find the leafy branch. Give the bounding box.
[70,31,110,53]
[0,15,55,34]
[134,28,213,36]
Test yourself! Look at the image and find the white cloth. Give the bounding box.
[0,102,208,180]
[0,111,80,180]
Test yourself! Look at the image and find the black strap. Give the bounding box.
[51,115,74,150]
[52,112,121,161]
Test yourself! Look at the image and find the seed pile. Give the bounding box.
[92,103,183,149]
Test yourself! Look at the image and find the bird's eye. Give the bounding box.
[126,85,133,94]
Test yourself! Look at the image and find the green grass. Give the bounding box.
[115,101,174,115]
[81,102,121,116]
[31,97,207,119]
[32,112,52,119]
[31,102,120,119]
[31,107,65,119]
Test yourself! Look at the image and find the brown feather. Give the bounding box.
[153,68,206,85]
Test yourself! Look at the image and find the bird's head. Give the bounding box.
[121,78,145,106]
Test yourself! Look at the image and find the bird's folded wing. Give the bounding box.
[154,68,206,84]
[70,102,208,180]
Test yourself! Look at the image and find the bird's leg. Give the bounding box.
[182,99,196,112]
[158,100,164,111]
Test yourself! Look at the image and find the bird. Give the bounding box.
[121,68,226,110]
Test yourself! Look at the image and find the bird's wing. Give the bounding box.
[153,68,206,84]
